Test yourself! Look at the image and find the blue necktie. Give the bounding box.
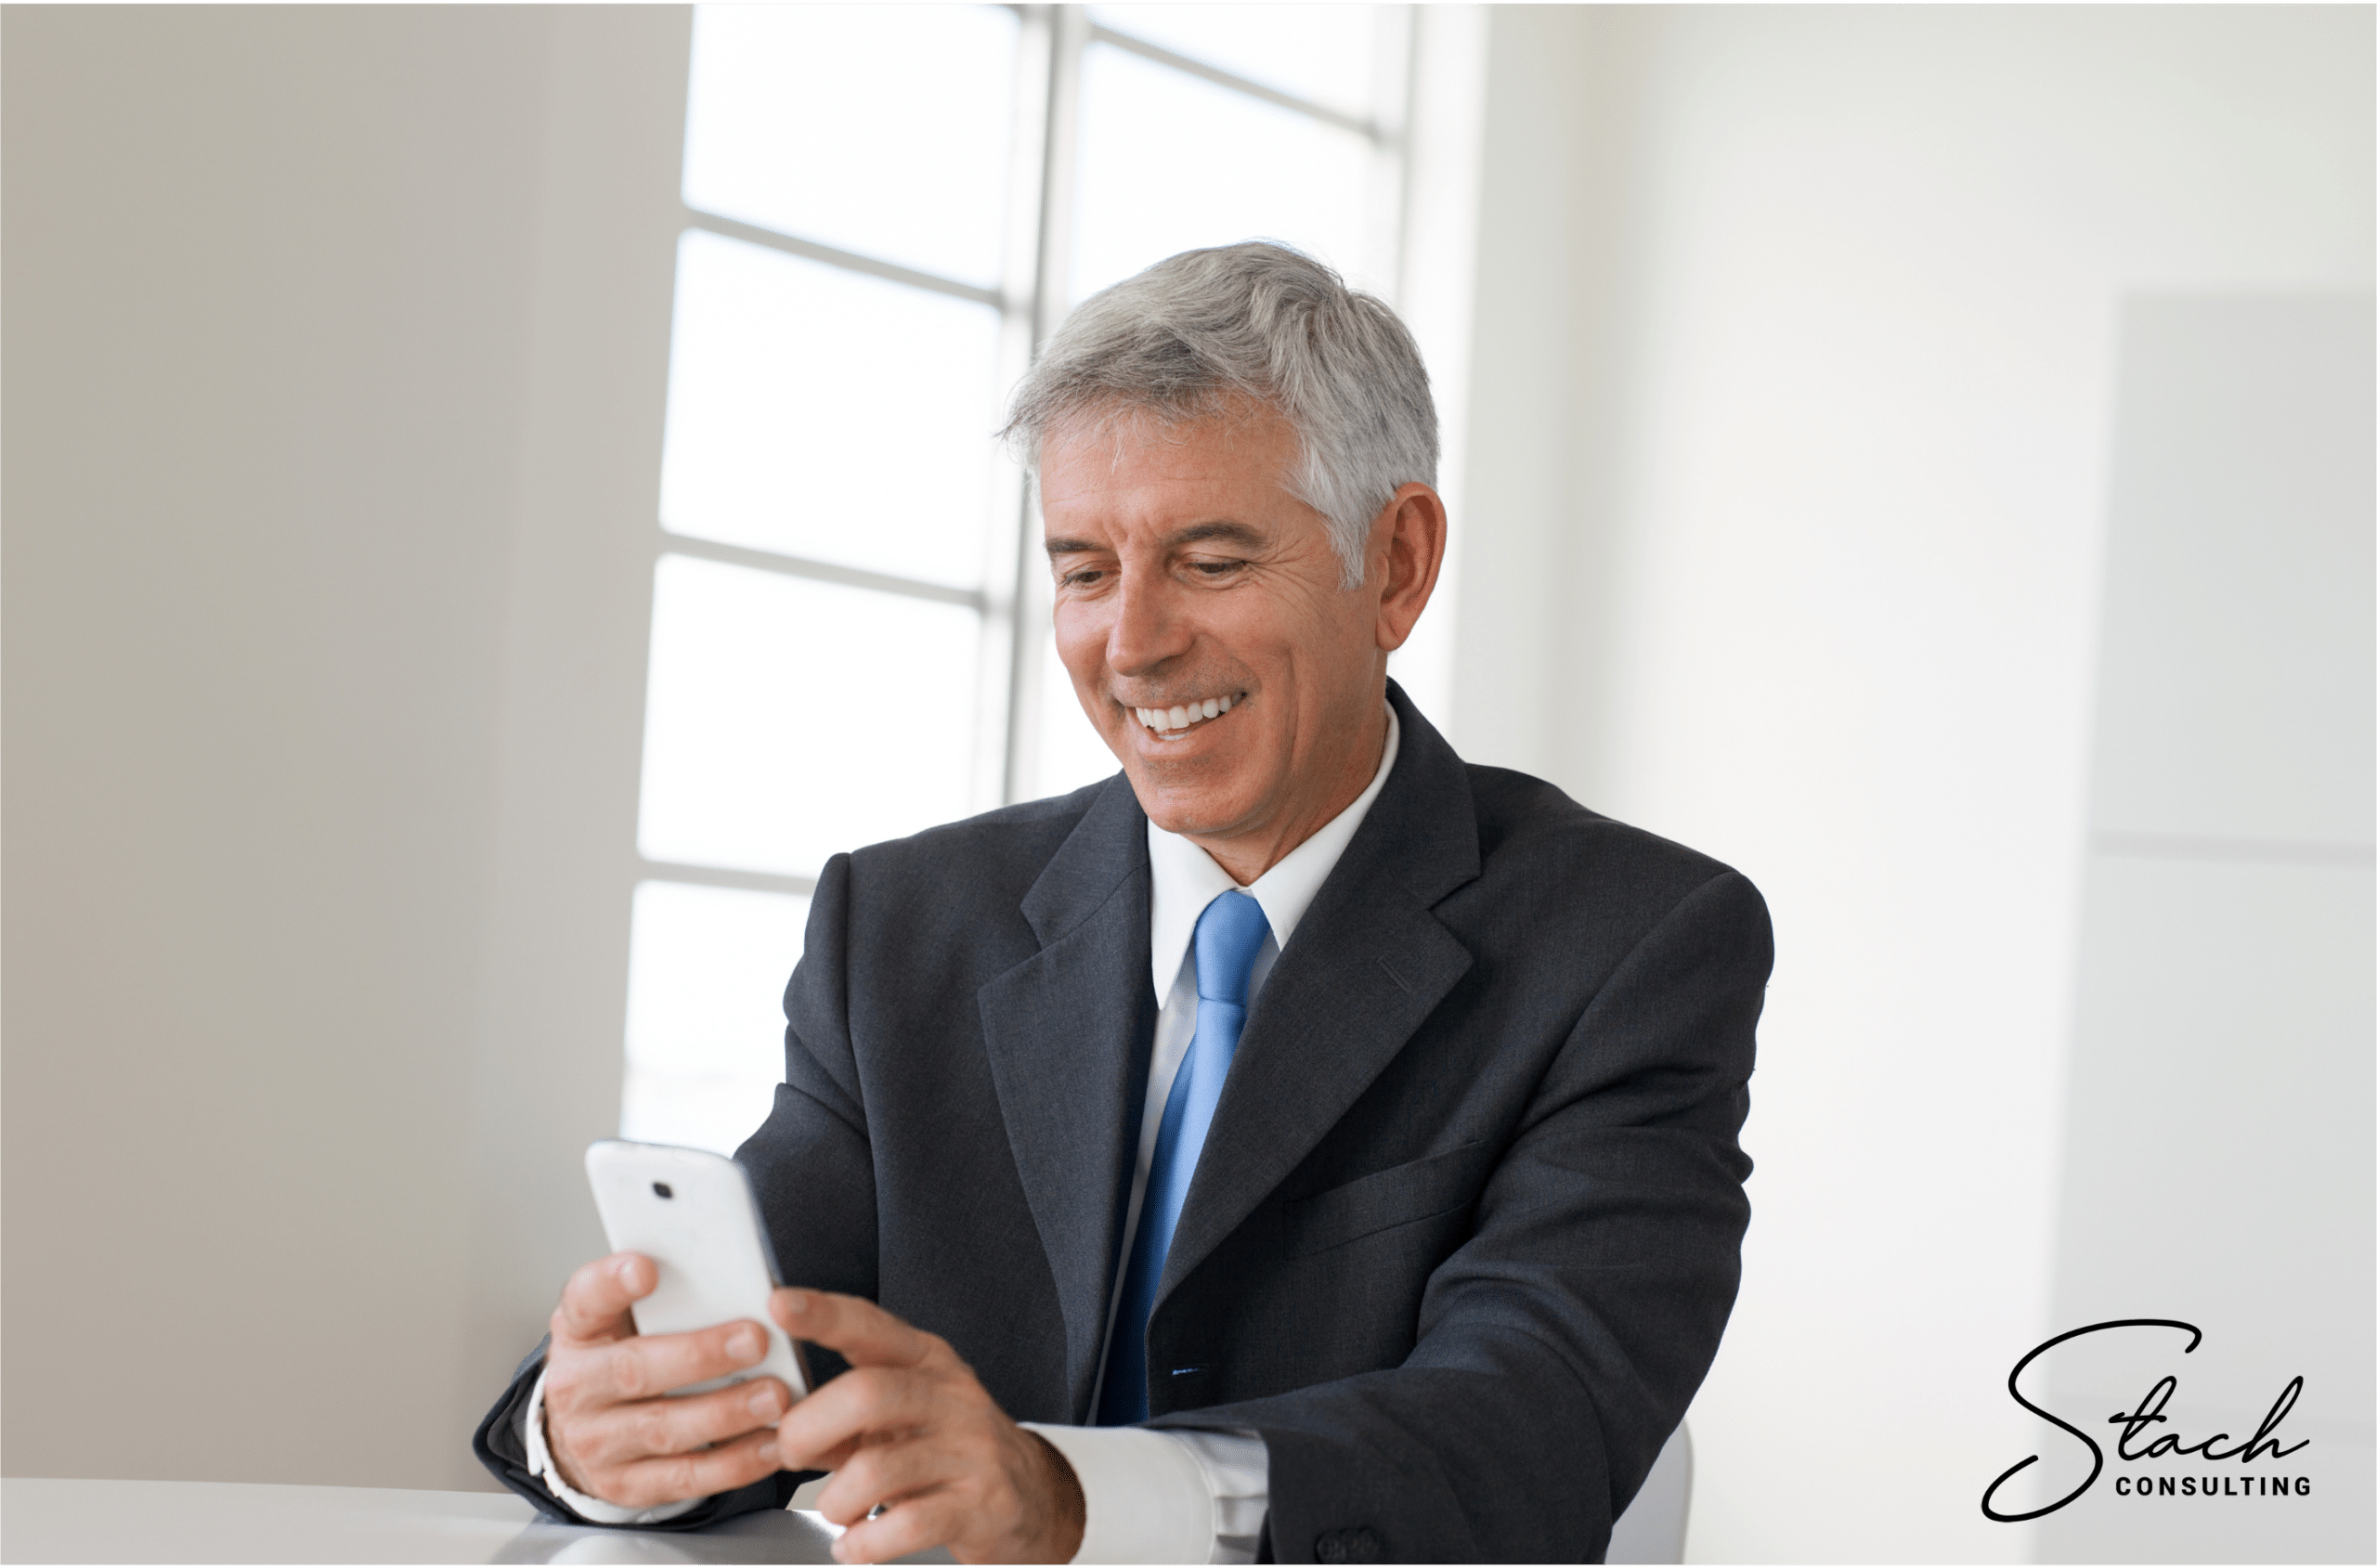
[1096,889,1271,1425]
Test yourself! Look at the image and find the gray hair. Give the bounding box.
[1000,242,1437,590]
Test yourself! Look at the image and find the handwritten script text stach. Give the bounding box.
[1981,1319,2311,1523]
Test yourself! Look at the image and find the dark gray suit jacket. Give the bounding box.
[477,686,1769,1562]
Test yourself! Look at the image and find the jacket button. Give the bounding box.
[1315,1526,1383,1563]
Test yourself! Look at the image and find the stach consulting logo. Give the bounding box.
[1982,1319,2309,1521]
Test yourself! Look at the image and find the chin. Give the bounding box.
[1111,721,1280,838]
[1129,780,1261,841]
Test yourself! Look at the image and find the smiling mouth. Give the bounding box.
[1129,692,1244,739]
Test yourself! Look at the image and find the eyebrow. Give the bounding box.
[1044,520,1267,557]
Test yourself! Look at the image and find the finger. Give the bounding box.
[578,1318,773,1406]
[600,1428,786,1513]
[774,1289,938,1369]
[813,1436,964,1527]
[773,1367,943,1471]
[576,1376,794,1469]
[792,1434,865,1480]
[552,1253,656,1345]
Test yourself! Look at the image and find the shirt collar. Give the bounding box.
[1145,703,1402,996]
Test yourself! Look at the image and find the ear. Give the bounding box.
[1369,483,1448,653]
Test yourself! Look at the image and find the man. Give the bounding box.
[475,242,1770,1563]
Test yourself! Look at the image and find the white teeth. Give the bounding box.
[1130,694,1241,733]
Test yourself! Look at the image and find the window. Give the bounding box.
[623,4,1418,1154]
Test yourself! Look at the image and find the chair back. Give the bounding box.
[1604,1422,1693,1564]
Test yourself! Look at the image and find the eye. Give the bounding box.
[1059,566,1106,587]
[1188,559,1244,577]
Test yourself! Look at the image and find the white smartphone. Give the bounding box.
[584,1139,812,1401]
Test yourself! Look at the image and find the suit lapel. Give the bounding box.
[974,775,1153,1421]
[1159,687,1484,1299]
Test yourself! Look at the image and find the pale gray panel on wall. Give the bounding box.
[2087,295,2375,850]
[2052,856,2372,1341]
[2041,296,2375,1562]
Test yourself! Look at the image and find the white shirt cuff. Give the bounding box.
[523,1368,703,1527]
[1024,1423,1268,1564]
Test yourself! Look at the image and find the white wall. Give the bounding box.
[1450,6,2372,1562]
[2,6,688,1490]
[2039,296,2371,1562]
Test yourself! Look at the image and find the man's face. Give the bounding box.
[1040,408,1389,860]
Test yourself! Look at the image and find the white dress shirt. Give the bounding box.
[531,705,1403,1562]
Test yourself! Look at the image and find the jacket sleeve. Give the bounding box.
[739,850,881,1342]
[1151,869,1770,1563]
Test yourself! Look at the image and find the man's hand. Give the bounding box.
[540,1252,793,1510]
[771,1289,1085,1565]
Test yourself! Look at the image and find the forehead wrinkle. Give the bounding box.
[1043,517,1266,565]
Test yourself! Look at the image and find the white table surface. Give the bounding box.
[0,1477,951,1564]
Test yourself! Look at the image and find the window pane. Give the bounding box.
[621,879,810,1157]
[683,4,1018,289]
[639,554,982,877]
[660,229,1002,590]
[1088,5,1384,122]
[1072,44,1377,303]
[1034,628,1124,799]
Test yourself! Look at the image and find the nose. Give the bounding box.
[1105,569,1192,678]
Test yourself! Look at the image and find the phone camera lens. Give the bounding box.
[652,1182,674,1199]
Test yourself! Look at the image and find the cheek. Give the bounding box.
[1049,600,1095,659]
[1275,596,1375,686]
[1211,603,1333,701]
[1050,605,1111,698]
